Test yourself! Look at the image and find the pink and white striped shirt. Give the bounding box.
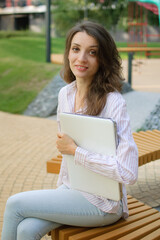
[57,81,138,219]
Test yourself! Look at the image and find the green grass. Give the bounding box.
[0,56,61,114]
[52,37,65,54]
[0,33,62,114]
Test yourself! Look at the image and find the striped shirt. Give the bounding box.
[57,81,138,219]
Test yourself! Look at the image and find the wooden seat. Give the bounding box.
[49,195,160,240]
[46,130,160,240]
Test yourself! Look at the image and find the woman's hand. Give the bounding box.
[56,133,77,155]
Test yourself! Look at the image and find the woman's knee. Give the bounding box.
[17,218,42,240]
[5,193,22,213]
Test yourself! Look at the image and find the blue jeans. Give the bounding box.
[2,185,122,240]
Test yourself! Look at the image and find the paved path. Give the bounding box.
[123,91,160,132]
[122,58,160,92]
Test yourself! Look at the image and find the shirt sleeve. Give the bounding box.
[74,94,138,185]
[57,102,61,132]
[56,87,68,186]
[57,87,65,132]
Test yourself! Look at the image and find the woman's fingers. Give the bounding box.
[57,132,63,138]
[56,133,77,155]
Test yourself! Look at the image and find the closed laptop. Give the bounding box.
[60,112,122,201]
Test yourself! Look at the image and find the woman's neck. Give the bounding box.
[76,78,91,97]
[74,79,89,112]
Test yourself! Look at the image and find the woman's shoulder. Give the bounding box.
[59,81,76,96]
[107,91,125,104]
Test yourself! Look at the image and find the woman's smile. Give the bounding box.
[75,64,88,71]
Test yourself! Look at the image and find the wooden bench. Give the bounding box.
[46,130,160,240]
[118,47,160,58]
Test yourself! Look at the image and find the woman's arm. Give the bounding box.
[74,94,138,185]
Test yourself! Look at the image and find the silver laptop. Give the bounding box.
[59,112,122,201]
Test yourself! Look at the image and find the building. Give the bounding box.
[0,0,46,31]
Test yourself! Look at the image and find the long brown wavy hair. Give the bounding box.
[61,21,124,116]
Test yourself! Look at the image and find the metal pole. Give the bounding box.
[12,0,16,30]
[84,0,88,20]
[46,0,51,63]
[128,52,134,86]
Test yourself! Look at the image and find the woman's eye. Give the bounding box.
[72,47,79,52]
[90,50,97,56]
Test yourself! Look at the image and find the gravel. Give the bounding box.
[23,74,66,117]
[141,99,160,131]
[23,73,160,131]
[23,73,133,118]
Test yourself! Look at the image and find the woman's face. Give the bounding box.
[68,31,99,83]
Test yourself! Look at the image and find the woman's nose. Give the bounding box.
[78,51,87,62]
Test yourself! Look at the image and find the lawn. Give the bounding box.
[0,32,62,114]
[0,31,159,114]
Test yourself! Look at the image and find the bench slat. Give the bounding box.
[140,228,160,240]
[117,219,160,240]
[59,227,90,240]
[127,198,139,204]
[91,213,160,240]
[47,160,61,174]
[139,131,160,141]
[128,205,152,216]
[133,133,160,147]
[128,202,144,210]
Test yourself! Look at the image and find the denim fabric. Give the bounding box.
[2,185,122,240]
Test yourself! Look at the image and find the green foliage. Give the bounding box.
[52,0,128,37]
[136,127,146,132]
[148,10,159,26]
[52,0,84,37]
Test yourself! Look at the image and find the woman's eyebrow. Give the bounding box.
[72,43,98,48]
[71,43,80,46]
[90,45,98,48]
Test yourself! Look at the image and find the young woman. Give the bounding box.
[2,21,138,240]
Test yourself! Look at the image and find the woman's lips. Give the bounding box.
[75,65,88,71]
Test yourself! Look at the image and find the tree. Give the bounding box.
[52,0,84,37]
[52,0,128,37]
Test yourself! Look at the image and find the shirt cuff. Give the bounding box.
[74,146,88,166]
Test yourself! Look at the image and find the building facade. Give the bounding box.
[0,0,46,31]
